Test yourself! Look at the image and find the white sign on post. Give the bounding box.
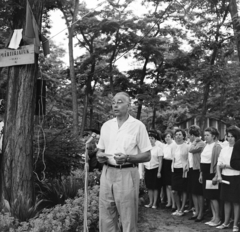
[0,44,35,67]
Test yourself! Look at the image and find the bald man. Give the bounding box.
[97,92,152,232]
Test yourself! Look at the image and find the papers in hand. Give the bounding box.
[98,153,114,158]
[104,154,114,157]
[206,180,219,189]
[221,180,230,185]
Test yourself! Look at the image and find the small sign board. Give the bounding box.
[0,44,34,67]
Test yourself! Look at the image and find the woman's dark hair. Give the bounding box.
[226,126,240,142]
[189,125,201,137]
[148,129,162,140]
[164,129,174,139]
[174,128,186,140]
[205,127,219,139]
[148,131,158,140]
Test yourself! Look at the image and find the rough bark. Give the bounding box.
[0,0,43,206]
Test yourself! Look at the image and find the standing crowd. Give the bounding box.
[143,125,240,232]
[94,91,240,232]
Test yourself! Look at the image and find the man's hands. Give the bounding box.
[114,153,127,165]
[97,151,110,163]
[97,151,129,165]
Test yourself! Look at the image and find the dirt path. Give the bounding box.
[138,206,228,232]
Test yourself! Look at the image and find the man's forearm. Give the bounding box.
[126,151,151,164]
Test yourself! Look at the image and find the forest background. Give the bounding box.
[1,0,240,231]
[2,0,240,136]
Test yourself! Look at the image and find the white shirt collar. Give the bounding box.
[112,114,135,123]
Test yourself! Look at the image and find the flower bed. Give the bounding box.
[0,170,101,232]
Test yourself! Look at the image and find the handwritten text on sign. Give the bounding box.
[0,44,34,67]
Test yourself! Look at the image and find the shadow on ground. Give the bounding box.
[138,205,229,232]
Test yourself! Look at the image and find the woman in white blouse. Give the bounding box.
[171,129,189,216]
[199,127,222,227]
[144,132,163,209]
[216,126,240,231]
[162,130,176,211]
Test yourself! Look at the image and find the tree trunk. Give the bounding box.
[89,96,93,128]
[199,80,211,132]
[229,0,240,62]
[151,105,156,130]
[109,64,115,95]
[109,30,119,95]
[80,92,88,136]
[136,57,149,120]
[199,4,228,134]
[68,28,79,138]
[62,0,79,138]
[0,0,43,206]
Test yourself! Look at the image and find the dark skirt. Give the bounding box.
[172,168,188,193]
[145,167,162,190]
[188,168,203,196]
[162,159,172,186]
[220,174,240,203]
[201,163,220,200]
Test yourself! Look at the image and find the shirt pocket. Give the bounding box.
[123,134,136,151]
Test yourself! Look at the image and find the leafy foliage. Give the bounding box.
[0,193,42,223]
[37,176,84,209]
[0,185,100,232]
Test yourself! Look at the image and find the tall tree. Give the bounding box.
[0,0,44,207]
[74,1,138,132]
[58,0,79,138]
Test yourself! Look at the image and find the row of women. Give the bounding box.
[142,125,240,232]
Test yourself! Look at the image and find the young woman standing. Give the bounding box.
[216,126,240,232]
[171,129,189,216]
[200,127,222,227]
[144,132,163,209]
[188,125,205,222]
[162,130,176,211]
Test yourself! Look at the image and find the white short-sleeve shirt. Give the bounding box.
[188,143,193,168]
[155,140,164,150]
[201,143,215,164]
[173,144,184,168]
[218,145,240,176]
[97,115,152,165]
[144,145,163,170]
[163,141,175,160]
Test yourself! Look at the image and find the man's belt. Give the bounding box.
[105,163,137,169]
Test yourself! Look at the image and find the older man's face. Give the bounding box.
[112,94,129,117]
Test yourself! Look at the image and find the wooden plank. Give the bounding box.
[0,44,35,67]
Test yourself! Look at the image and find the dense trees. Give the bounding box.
[0,0,240,211]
